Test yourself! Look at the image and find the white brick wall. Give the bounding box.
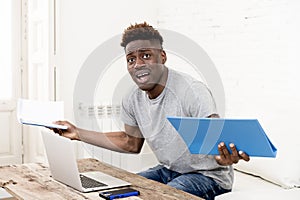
[57,0,160,172]
[157,0,300,156]
[58,0,300,172]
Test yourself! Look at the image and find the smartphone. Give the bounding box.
[99,188,140,200]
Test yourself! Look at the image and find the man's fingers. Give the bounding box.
[217,143,226,160]
[51,127,65,136]
[220,142,230,159]
[51,128,59,133]
[217,143,232,165]
[239,151,250,162]
[214,155,223,165]
[229,143,239,163]
[216,142,251,165]
[215,155,221,161]
[229,143,238,156]
[54,120,65,125]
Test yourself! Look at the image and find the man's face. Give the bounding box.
[125,40,167,92]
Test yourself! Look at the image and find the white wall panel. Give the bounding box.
[157,0,300,159]
[56,0,300,173]
[57,0,159,172]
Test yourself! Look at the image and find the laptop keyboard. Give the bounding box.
[80,174,107,189]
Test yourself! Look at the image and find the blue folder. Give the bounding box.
[167,116,277,157]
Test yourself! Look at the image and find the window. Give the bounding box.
[0,0,12,99]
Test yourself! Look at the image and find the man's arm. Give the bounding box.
[207,114,250,165]
[53,121,144,153]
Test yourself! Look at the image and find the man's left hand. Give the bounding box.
[215,142,250,165]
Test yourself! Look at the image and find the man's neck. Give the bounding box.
[146,67,169,99]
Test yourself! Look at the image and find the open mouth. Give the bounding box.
[135,71,150,84]
[136,72,150,79]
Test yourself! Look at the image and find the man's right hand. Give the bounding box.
[51,120,80,140]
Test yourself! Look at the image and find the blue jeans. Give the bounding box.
[138,165,231,200]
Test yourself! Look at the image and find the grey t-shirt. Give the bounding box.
[121,68,233,190]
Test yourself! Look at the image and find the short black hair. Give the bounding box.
[120,22,163,48]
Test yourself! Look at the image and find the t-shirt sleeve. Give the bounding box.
[185,81,218,118]
[120,95,138,127]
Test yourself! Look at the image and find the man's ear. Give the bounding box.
[161,50,167,64]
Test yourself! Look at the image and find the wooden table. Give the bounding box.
[0,158,202,200]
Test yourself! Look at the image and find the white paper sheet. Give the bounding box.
[17,99,67,129]
[0,187,14,198]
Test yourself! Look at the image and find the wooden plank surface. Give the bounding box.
[0,158,202,200]
[77,158,202,200]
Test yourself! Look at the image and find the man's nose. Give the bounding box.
[134,57,145,69]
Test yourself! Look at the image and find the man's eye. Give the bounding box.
[142,53,151,59]
[127,57,135,64]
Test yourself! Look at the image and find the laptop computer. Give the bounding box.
[41,130,131,192]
